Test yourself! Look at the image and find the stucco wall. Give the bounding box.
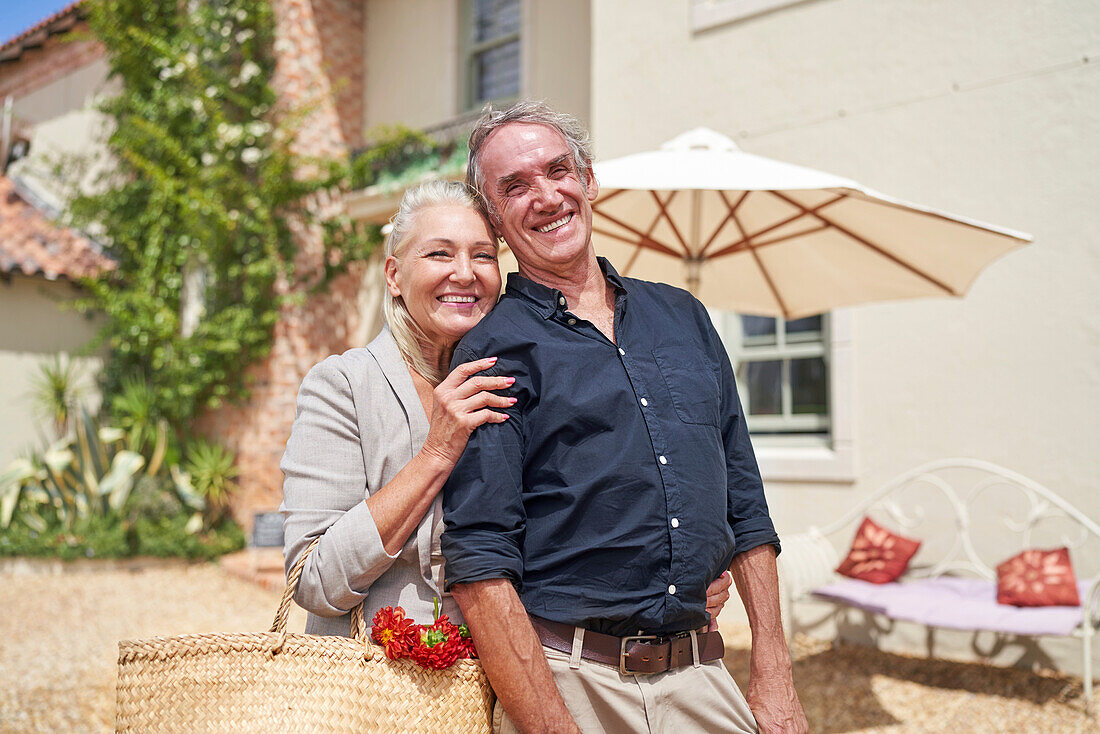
[0,21,106,103]
[364,0,591,130]
[524,0,591,125]
[364,0,459,129]
[591,0,1100,673]
[3,33,114,211]
[0,275,103,467]
[9,57,112,126]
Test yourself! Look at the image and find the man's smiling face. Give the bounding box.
[479,122,599,278]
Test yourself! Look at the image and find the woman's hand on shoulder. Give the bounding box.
[420,357,515,468]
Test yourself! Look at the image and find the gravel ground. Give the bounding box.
[1,562,1095,733]
[0,561,306,734]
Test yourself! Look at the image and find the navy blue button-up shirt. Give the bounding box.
[441,258,779,637]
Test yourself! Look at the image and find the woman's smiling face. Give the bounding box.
[384,204,501,350]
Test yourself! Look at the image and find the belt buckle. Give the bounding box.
[619,634,659,676]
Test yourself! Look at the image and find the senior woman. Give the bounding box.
[280,180,732,635]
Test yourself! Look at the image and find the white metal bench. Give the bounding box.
[779,458,1100,704]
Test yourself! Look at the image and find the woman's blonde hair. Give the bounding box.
[384,179,482,385]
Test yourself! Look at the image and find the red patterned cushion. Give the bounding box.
[996,548,1081,607]
[836,517,922,584]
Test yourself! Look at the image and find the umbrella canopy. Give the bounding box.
[591,128,1031,318]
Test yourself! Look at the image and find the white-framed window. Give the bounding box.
[715,309,855,483]
[462,0,522,110]
[690,0,816,32]
[719,313,829,440]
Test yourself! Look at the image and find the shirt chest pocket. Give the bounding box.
[651,343,721,427]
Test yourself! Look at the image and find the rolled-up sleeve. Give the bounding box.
[280,357,399,617]
[440,347,527,590]
[705,310,781,558]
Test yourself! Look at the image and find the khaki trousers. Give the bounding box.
[493,644,758,734]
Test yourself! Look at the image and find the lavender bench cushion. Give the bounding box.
[812,576,1093,637]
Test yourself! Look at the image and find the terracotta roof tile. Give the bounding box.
[0,175,113,280]
[0,2,88,63]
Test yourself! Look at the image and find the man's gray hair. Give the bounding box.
[384,179,482,385]
[466,99,593,220]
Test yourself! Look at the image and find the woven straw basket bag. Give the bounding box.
[116,539,495,733]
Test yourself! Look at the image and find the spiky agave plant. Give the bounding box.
[182,438,239,528]
[28,354,87,440]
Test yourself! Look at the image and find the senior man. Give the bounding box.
[441,100,807,734]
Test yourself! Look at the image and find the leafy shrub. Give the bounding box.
[0,515,129,560]
[0,514,244,561]
[130,515,245,559]
[126,474,184,522]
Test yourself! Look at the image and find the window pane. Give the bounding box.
[739,360,782,415]
[785,315,822,343]
[474,0,521,42]
[740,315,776,346]
[790,357,827,415]
[475,40,521,102]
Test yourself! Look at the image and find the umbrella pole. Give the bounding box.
[686,258,702,295]
[688,190,702,295]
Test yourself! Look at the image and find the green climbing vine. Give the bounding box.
[67,0,423,430]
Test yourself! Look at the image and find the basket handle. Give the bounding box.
[270,536,368,641]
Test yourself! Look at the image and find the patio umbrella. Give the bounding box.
[591,128,1031,318]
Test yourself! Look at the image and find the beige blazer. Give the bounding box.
[280,326,461,636]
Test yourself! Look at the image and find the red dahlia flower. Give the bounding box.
[458,623,478,658]
[371,606,418,659]
[408,615,465,670]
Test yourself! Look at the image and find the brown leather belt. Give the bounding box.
[530,616,725,675]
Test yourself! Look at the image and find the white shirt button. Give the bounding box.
[668,585,677,595]
[671,517,679,528]
[567,318,576,326]
[659,455,668,465]
[558,296,566,306]
[640,398,648,407]
[618,348,626,356]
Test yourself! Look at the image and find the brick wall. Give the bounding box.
[197,0,369,531]
[270,0,366,156]
[313,0,366,151]
[0,23,106,102]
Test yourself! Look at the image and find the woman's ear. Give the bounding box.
[384,255,401,297]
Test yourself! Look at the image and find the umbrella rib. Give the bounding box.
[706,194,848,260]
[593,188,629,207]
[589,225,682,263]
[591,213,682,258]
[750,223,832,249]
[643,204,665,238]
[701,223,831,258]
[700,190,750,257]
[622,243,645,276]
[769,190,957,294]
[650,190,693,255]
[731,210,791,319]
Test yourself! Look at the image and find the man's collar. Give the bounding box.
[505,257,627,318]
